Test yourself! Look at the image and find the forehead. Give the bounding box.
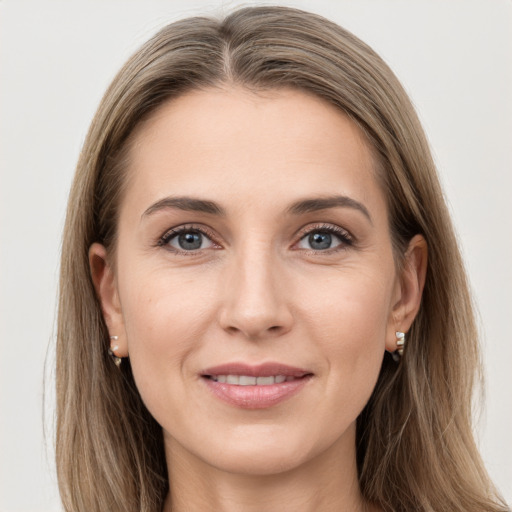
[122,86,385,218]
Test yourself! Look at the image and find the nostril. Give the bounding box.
[219,301,294,339]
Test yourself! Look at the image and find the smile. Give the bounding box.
[207,375,297,385]
[201,363,313,409]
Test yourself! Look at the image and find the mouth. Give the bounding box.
[200,363,313,409]
[204,374,300,385]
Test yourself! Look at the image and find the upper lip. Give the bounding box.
[201,362,312,378]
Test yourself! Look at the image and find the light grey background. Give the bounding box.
[1,1,511,510]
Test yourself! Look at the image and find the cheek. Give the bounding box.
[117,268,217,415]
[297,266,393,404]
[120,265,216,351]
[298,263,394,347]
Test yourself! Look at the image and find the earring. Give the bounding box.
[396,331,405,355]
[392,331,406,362]
[108,335,122,367]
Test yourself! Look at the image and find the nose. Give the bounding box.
[218,244,294,340]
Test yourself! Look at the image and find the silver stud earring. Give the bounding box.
[108,335,122,367]
[396,331,405,355]
[391,331,406,362]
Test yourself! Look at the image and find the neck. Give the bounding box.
[162,424,375,512]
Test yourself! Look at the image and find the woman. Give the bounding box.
[56,6,509,512]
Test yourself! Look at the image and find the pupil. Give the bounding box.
[178,232,202,250]
[309,232,331,250]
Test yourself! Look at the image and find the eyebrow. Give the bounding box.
[142,196,225,218]
[286,195,372,223]
[141,194,372,223]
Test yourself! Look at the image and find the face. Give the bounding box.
[92,87,417,477]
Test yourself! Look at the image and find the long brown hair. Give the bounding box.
[56,6,509,511]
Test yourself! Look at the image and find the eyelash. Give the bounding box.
[157,224,221,255]
[294,223,353,253]
[157,223,354,255]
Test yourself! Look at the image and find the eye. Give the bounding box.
[171,231,211,251]
[296,225,352,251]
[159,226,217,252]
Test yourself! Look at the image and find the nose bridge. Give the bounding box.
[220,235,292,338]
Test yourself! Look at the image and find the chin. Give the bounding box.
[176,420,352,477]
[206,440,314,476]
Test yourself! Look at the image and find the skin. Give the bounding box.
[90,87,427,512]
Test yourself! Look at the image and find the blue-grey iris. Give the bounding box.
[178,232,202,250]
[309,232,331,250]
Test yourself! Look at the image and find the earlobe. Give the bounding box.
[89,243,128,357]
[386,234,428,352]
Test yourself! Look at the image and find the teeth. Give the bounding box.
[239,375,257,385]
[256,376,274,385]
[211,375,291,385]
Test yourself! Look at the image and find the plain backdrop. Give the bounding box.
[1,1,511,510]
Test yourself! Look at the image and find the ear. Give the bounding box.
[89,243,128,357]
[386,234,428,352]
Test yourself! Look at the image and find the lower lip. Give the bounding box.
[202,376,312,409]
